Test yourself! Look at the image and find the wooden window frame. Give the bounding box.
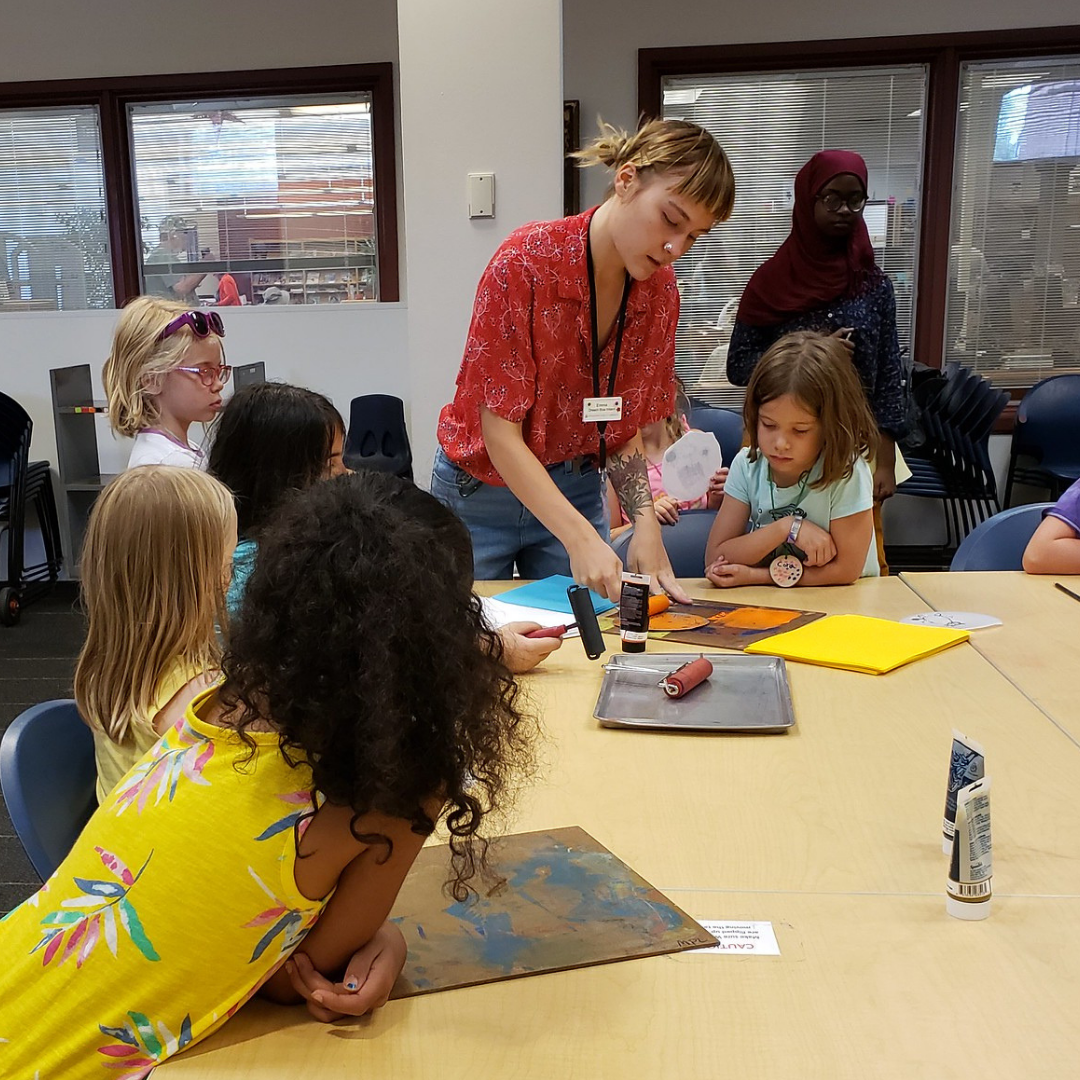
[640,26,1080,398]
[0,63,398,305]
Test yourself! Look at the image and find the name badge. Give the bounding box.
[582,396,623,423]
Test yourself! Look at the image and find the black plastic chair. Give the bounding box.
[0,391,63,625]
[343,394,413,480]
[1004,374,1080,505]
[610,509,716,578]
[688,406,743,469]
[232,361,266,390]
[897,366,1008,561]
[0,700,97,880]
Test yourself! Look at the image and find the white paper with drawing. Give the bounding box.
[661,430,721,502]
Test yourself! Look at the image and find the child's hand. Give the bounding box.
[794,520,837,566]
[498,622,562,673]
[285,922,406,1023]
[829,326,856,356]
[653,493,681,526]
[705,560,759,588]
[707,468,729,509]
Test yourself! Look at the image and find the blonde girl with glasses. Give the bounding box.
[103,296,231,470]
[74,466,236,801]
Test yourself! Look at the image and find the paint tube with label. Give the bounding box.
[619,572,651,653]
[946,777,992,921]
[943,730,985,855]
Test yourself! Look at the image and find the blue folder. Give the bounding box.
[494,575,616,616]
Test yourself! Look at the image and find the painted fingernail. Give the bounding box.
[344,978,359,991]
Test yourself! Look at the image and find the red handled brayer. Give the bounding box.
[602,655,714,698]
[660,657,714,698]
[518,589,604,661]
[524,623,576,639]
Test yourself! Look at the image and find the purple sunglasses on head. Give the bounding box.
[156,310,225,342]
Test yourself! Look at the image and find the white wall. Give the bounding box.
[0,0,399,80]
[398,0,563,482]
[563,0,1080,209]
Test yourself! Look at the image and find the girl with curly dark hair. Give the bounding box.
[0,471,534,1074]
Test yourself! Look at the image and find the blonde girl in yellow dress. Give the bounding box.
[0,469,533,1077]
[74,466,229,803]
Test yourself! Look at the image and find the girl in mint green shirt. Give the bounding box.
[705,331,880,587]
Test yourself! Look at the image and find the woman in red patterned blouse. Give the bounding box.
[433,119,735,602]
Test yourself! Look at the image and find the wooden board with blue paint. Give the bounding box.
[601,598,826,651]
[388,826,715,997]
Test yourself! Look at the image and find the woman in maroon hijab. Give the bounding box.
[726,151,905,511]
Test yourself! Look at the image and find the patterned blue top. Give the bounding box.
[726,275,906,439]
[226,539,258,618]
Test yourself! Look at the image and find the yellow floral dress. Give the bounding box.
[0,687,327,1078]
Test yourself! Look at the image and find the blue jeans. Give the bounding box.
[430,447,609,580]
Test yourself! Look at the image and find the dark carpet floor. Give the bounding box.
[0,583,84,913]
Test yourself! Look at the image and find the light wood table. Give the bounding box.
[163,578,1080,1078]
[901,571,1080,742]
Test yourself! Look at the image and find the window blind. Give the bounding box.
[0,106,112,311]
[946,57,1080,386]
[663,66,927,408]
[129,94,378,306]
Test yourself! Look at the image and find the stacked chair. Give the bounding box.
[0,391,63,625]
[898,365,1009,561]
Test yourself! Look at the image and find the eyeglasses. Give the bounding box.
[175,364,232,387]
[817,191,867,214]
[156,310,226,342]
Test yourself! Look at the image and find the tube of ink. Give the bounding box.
[946,777,992,921]
[943,730,985,855]
[619,572,651,653]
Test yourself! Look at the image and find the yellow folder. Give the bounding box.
[743,614,969,675]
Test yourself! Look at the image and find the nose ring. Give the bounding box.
[664,243,673,254]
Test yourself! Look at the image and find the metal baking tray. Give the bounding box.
[594,653,795,733]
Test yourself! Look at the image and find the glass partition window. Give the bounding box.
[663,66,926,406]
[0,106,113,311]
[946,57,1080,385]
[129,94,378,307]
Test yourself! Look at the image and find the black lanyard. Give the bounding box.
[586,230,632,472]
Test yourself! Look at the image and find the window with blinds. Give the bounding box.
[662,66,926,407]
[129,94,378,307]
[946,57,1080,386]
[0,106,113,311]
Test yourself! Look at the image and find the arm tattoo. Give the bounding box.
[608,449,652,522]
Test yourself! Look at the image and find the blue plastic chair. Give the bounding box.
[0,700,97,880]
[611,509,716,578]
[688,406,744,469]
[1004,375,1080,504]
[948,503,1052,572]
